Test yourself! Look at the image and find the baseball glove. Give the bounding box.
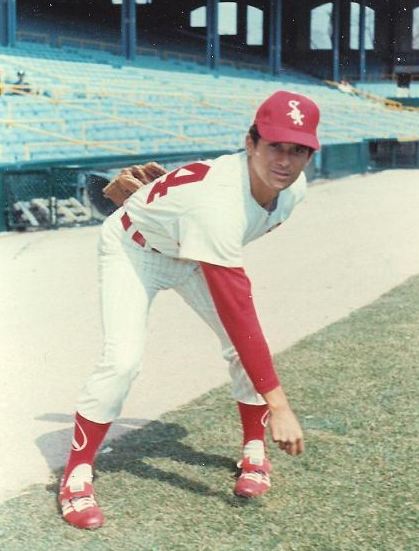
[103,162,167,207]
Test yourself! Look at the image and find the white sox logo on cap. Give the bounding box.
[287,100,305,126]
[72,420,88,452]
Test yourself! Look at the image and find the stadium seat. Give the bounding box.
[1,40,418,163]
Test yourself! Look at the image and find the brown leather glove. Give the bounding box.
[103,162,167,207]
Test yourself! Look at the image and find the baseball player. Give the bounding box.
[59,90,320,529]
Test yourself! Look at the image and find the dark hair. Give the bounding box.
[248,123,261,144]
[248,123,314,156]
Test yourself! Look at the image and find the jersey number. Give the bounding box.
[146,162,210,204]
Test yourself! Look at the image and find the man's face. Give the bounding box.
[246,135,312,200]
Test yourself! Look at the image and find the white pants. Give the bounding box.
[77,208,265,423]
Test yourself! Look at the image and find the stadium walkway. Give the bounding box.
[1,169,419,503]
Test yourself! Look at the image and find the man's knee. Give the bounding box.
[99,347,142,383]
[111,359,141,383]
[77,355,141,422]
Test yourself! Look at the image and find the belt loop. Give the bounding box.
[121,212,132,231]
[132,230,146,247]
[121,211,148,249]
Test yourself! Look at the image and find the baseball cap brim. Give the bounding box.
[257,122,320,150]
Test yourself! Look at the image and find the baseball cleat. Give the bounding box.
[58,464,104,529]
[234,456,272,498]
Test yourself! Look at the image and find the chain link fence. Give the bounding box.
[3,168,92,230]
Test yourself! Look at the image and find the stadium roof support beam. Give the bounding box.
[332,0,341,82]
[207,0,220,70]
[0,0,16,47]
[269,0,283,75]
[121,0,137,61]
[359,0,366,81]
[237,1,247,46]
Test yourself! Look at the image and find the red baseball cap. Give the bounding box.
[254,90,321,150]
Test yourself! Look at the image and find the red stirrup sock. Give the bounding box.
[63,412,111,484]
[237,402,269,446]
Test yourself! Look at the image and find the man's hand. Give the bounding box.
[263,386,304,456]
[269,406,304,456]
[103,162,167,207]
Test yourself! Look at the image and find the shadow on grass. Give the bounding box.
[41,418,254,508]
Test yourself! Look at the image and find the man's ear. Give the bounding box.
[245,134,254,156]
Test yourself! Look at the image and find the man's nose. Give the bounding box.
[274,150,291,167]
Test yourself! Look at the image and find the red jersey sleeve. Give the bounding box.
[199,262,280,395]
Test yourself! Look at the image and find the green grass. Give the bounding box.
[1,276,419,551]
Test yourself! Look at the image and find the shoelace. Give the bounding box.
[241,471,269,482]
[65,495,97,513]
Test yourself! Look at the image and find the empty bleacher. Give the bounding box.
[1,42,419,164]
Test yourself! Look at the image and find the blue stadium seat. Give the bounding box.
[1,41,418,162]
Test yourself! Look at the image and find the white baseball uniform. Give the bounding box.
[77,151,306,423]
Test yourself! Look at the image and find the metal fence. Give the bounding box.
[2,168,88,230]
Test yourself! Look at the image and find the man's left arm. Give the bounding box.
[199,262,304,456]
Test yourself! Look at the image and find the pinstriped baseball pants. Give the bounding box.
[76,209,265,424]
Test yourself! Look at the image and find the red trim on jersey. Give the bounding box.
[199,262,280,395]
